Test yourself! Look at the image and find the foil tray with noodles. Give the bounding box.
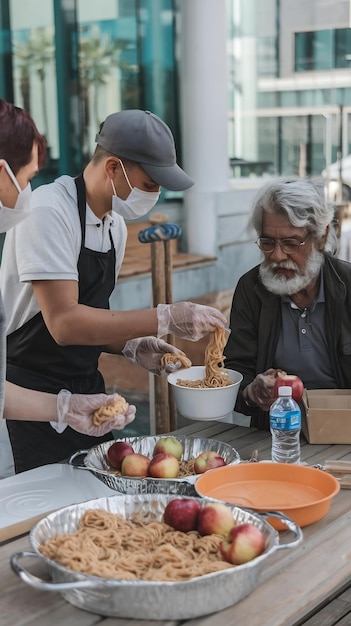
[68,435,240,495]
[10,494,302,620]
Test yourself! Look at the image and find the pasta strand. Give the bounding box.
[177,327,231,388]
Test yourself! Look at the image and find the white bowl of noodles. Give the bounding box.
[167,366,243,420]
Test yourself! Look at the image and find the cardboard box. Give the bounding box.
[302,389,351,444]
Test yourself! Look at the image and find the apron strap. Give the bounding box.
[74,174,86,247]
[74,174,114,249]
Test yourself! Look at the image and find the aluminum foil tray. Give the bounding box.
[68,435,241,496]
[10,494,302,619]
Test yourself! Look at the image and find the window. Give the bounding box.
[295,28,351,72]
[335,28,351,68]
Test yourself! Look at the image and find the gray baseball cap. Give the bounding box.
[95,109,194,191]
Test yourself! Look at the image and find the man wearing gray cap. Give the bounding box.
[96,109,193,193]
[0,109,226,472]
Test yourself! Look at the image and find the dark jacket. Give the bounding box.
[224,254,351,430]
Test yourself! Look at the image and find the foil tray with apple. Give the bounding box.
[10,494,302,620]
[68,435,240,496]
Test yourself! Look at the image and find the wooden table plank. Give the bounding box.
[166,502,351,626]
[301,585,351,626]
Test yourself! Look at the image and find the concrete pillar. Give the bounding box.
[180,0,229,256]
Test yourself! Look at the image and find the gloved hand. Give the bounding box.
[157,302,227,341]
[51,390,136,435]
[122,336,189,375]
[243,368,287,412]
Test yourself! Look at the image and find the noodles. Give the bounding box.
[178,458,196,477]
[93,395,128,426]
[203,327,229,387]
[177,327,231,388]
[39,508,233,582]
[161,352,192,369]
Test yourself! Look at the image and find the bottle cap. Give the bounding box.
[277,386,292,397]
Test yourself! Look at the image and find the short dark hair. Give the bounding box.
[91,145,139,170]
[91,144,113,164]
[0,99,47,174]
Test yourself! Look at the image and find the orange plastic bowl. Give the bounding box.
[195,462,340,529]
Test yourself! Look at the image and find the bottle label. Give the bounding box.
[270,410,301,430]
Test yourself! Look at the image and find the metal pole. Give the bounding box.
[337,105,343,204]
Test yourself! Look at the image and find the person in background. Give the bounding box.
[0,108,226,472]
[224,176,351,430]
[0,99,138,476]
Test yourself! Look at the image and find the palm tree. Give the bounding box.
[79,24,137,156]
[13,26,54,139]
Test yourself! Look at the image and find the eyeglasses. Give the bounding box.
[255,235,312,254]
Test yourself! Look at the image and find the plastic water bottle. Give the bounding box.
[269,386,301,464]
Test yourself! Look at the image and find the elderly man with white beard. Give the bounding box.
[224,177,351,430]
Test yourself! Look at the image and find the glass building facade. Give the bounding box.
[0,0,180,191]
[227,0,351,188]
[1,0,351,192]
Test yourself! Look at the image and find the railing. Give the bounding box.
[229,157,274,178]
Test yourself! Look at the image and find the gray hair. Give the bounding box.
[250,177,337,254]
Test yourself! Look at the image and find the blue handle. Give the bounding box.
[138,223,182,243]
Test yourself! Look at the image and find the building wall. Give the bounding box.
[280,0,351,77]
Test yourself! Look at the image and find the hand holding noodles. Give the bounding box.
[177,327,231,388]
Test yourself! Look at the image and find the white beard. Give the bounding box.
[259,247,324,296]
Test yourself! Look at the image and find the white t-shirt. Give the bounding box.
[0,204,31,232]
[0,175,127,334]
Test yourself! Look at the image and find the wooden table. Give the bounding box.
[2,419,351,626]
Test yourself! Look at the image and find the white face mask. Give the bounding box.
[4,160,22,193]
[0,160,32,212]
[110,159,160,220]
[9,182,32,212]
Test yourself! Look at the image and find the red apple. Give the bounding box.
[274,373,304,402]
[153,436,183,461]
[121,453,150,477]
[107,441,135,470]
[163,498,201,532]
[148,453,180,479]
[193,451,226,474]
[197,502,236,537]
[220,523,265,565]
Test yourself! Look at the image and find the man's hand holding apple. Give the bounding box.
[243,368,287,411]
[273,373,304,402]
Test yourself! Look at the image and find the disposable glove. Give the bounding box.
[51,390,136,435]
[157,302,227,341]
[243,368,286,412]
[122,336,189,375]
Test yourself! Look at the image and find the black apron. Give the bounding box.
[6,174,116,472]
